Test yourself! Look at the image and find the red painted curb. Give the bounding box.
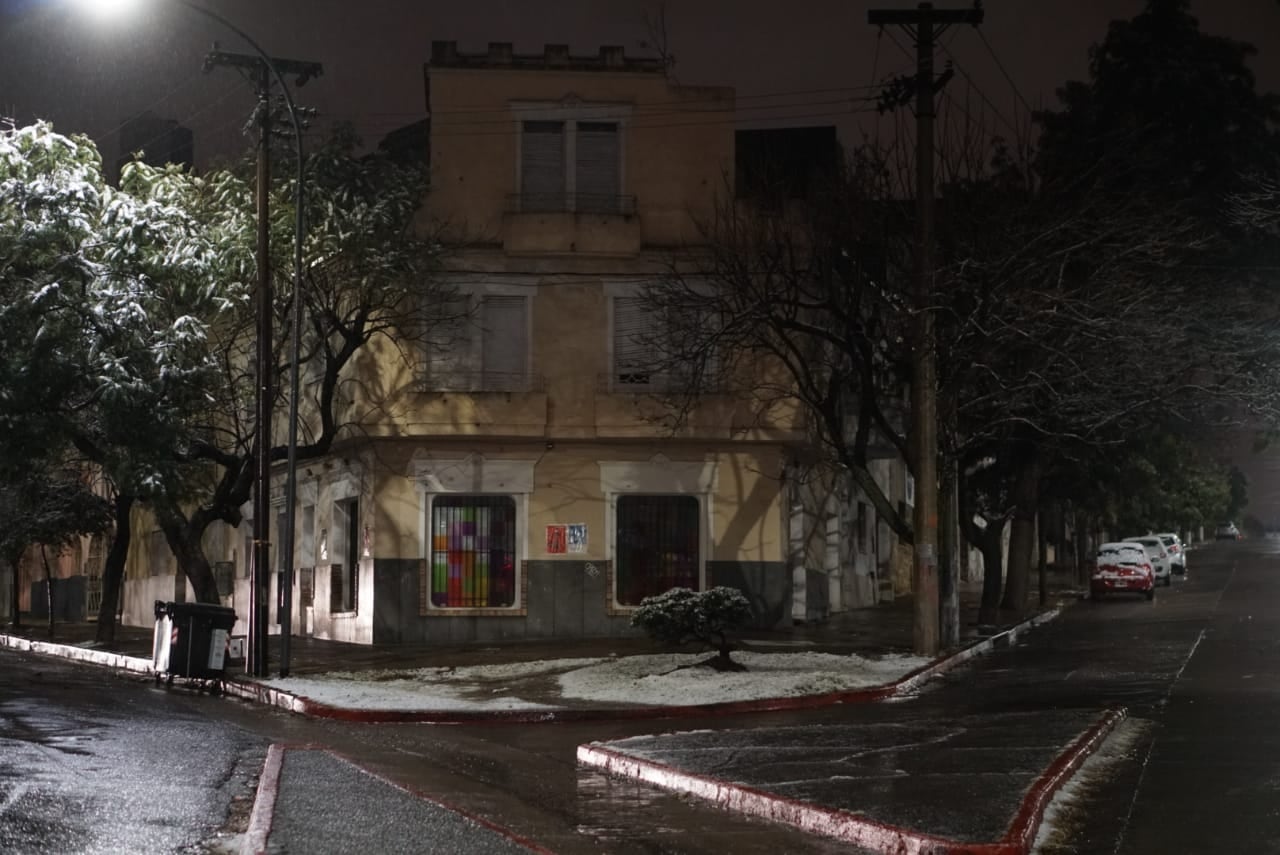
[219,608,1062,725]
[576,742,964,854]
[998,707,1128,854]
[576,705,1126,855]
[241,743,284,855]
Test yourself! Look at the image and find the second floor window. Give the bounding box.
[421,292,532,393]
[610,293,720,393]
[519,119,622,214]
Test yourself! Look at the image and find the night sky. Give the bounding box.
[4,0,1280,520]
[3,1,1277,167]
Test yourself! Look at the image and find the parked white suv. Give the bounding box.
[1156,532,1186,576]
[1125,536,1172,587]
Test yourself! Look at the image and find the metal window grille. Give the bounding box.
[615,495,700,605]
[149,531,168,577]
[332,498,359,613]
[430,496,517,608]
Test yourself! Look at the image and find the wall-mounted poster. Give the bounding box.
[567,523,587,553]
[546,524,567,554]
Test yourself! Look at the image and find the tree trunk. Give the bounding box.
[938,455,960,648]
[157,505,221,605]
[1001,454,1041,615]
[7,551,19,628]
[1037,504,1049,608]
[978,526,1004,627]
[41,545,54,640]
[95,494,135,645]
[1072,507,1084,586]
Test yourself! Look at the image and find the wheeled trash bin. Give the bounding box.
[152,600,237,694]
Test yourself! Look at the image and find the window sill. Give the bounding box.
[331,611,358,619]
[424,606,527,618]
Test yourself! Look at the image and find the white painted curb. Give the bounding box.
[0,633,153,674]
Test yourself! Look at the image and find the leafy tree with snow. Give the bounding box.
[0,122,241,637]
[631,586,753,671]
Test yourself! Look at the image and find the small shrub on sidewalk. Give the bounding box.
[630,586,753,671]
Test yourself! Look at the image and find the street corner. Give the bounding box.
[215,608,1066,725]
[576,706,1125,855]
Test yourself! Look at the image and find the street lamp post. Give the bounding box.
[87,0,317,677]
[182,5,317,678]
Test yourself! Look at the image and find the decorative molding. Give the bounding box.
[599,457,718,494]
[413,454,536,495]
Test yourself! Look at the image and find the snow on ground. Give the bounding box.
[264,650,931,712]
[1032,717,1154,853]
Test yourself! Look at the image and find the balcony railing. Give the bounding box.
[506,193,637,216]
[416,370,546,394]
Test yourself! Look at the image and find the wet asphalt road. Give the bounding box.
[3,539,1277,854]
[0,656,264,854]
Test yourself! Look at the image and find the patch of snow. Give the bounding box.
[1032,718,1154,853]
[262,650,931,712]
[556,650,931,707]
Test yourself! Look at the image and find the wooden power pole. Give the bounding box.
[868,2,983,655]
[204,48,321,678]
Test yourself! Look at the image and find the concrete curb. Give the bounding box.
[241,743,284,855]
[0,606,1063,725]
[0,633,154,675]
[576,705,1127,855]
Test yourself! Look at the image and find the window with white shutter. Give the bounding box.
[421,296,475,390]
[612,296,661,388]
[520,121,565,211]
[420,291,532,392]
[576,122,620,213]
[480,296,529,391]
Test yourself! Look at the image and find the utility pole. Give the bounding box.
[204,48,321,678]
[868,2,982,655]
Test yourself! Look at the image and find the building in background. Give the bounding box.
[115,111,194,180]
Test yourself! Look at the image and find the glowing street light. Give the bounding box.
[80,0,314,677]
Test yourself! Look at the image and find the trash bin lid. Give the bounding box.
[161,601,238,622]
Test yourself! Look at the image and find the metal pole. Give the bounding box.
[249,59,272,678]
[179,1,315,677]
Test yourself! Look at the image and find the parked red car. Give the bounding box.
[1091,542,1155,601]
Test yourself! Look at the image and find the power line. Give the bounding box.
[935,38,1022,141]
[879,24,1022,143]
[975,28,1036,117]
[91,70,221,148]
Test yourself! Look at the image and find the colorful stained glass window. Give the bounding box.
[430,496,517,608]
[615,495,700,606]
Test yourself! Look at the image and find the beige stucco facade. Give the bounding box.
[95,42,906,643]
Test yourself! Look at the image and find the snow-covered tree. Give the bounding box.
[1,122,238,636]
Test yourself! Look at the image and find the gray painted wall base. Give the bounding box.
[371,558,791,644]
